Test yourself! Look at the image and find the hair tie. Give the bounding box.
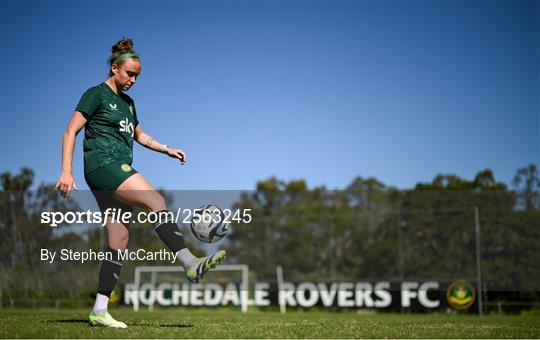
[112,52,140,64]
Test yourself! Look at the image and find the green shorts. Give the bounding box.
[85,161,138,191]
[85,161,137,219]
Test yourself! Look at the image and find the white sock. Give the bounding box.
[92,293,109,314]
[176,248,197,268]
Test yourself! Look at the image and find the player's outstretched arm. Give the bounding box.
[134,124,186,165]
[55,111,86,198]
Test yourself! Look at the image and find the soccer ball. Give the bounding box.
[190,204,229,243]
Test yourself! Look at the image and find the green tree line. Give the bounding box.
[0,165,539,302]
[229,165,540,293]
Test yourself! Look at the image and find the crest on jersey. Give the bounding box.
[120,164,132,173]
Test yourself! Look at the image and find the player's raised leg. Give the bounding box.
[115,173,226,282]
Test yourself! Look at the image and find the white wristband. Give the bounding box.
[160,144,168,153]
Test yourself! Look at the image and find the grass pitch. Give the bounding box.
[1,308,539,338]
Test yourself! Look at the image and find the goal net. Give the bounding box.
[124,264,249,312]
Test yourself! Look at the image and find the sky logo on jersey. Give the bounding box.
[119,118,134,137]
[109,103,118,111]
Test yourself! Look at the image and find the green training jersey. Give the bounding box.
[76,83,139,175]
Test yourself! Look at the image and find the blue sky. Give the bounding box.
[1,0,538,190]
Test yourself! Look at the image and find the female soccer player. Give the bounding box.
[55,38,226,328]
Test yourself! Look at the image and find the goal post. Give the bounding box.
[127,264,249,313]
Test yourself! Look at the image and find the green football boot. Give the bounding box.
[185,250,226,284]
[88,311,127,328]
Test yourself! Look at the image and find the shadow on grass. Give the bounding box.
[43,320,194,328]
[133,323,194,328]
[44,319,87,324]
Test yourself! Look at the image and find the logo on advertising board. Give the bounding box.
[446,279,475,310]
